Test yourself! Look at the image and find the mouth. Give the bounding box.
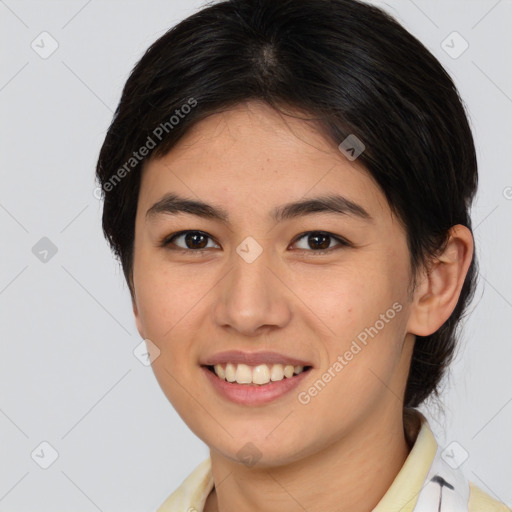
[199,350,314,404]
[201,362,313,406]
[202,363,313,386]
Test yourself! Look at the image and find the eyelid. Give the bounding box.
[159,230,220,250]
[160,229,352,254]
[291,231,352,252]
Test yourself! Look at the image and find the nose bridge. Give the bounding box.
[213,239,290,334]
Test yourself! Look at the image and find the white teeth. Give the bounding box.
[214,364,225,380]
[235,364,252,384]
[225,363,236,382]
[283,365,294,378]
[211,363,307,385]
[252,364,270,385]
[270,364,284,381]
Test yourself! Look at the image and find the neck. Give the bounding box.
[205,406,415,512]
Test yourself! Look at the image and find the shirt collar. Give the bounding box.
[372,408,437,512]
[157,408,437,512]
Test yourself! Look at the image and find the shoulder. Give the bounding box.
[156,457,213,512]
[469,482,511,512]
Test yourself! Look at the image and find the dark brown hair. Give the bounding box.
[96,0,478,408]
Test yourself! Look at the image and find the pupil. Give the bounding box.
[186,232,207,249]
[310,233,329,250]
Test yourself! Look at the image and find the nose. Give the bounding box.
[212,244,292,337]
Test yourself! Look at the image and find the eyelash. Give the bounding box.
[159,230,352,255]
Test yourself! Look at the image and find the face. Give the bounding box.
[132,100,417,466]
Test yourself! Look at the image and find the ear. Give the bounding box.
[406,225,474,337]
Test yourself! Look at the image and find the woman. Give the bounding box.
[95,0,510,510]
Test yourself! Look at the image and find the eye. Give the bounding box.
[290,231,351,254]
[160,230,351,255]
[161,230,220,252]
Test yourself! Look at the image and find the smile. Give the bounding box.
[208,362,310,385]
[201,363,313,406]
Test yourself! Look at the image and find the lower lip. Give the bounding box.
[201,366,311,406]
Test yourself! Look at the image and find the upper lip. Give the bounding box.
[201,350,313,367]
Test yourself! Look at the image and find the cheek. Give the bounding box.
[296,259,400,334]
[133,248,195,335]
[133,264,203,409]
[305,258,409,374]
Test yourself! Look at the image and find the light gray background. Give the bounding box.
[1,0,511,510]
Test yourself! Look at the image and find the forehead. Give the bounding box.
[138,101,391,224]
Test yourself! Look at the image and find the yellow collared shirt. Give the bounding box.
[157,411,510,511]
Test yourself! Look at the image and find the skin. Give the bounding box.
[131,100,474,512]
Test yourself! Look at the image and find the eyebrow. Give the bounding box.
[145,192,373,224]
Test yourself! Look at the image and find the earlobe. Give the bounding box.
[406,225,474,337]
